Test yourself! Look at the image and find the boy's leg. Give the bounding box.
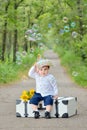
[46,105,52,112]
[44,95,53,119]
[30,93,43,118]
[31,104,38,111]
[45,105,52,119]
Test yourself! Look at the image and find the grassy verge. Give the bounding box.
[0,48,44,84]
[54,46,87,88]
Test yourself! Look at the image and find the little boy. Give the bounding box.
[28,59,58,119]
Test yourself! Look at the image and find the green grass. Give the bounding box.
[54,46,87,88]
[0,48,44,84]
[0,56,34,84]
[0,62,19,83]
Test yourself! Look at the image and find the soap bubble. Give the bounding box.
[72,31,78,38]
[72,71,79,77]
[59,29,64,34]
[25,29,33,35]
[48,23,52,28]
[63,17,68,23]
[64,25,70,32]
[28,37,36,41]
[71,22,76,28]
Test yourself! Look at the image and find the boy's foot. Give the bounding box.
[45,111,51,119]
[33,111,40,119]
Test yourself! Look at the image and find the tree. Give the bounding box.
[13,0,24,62]
[1,0,10,61]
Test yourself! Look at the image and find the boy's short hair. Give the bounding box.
[42,65,50,69]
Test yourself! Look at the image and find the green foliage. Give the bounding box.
[55,45,87,88]
[72,65,87,87]
[33,47,44,58]
[0,62,19,83]
[0,47,44,84]
[0,0,87,88]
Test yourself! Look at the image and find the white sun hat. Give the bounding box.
[37,59,52,69]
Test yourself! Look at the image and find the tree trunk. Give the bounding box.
[24,38,28,52]
[77,0,84,40]
[8,31,12,60]
[13,0,24,62]
[2,21,7,61]
[13,0,18,62]
[13,29,18,62]
[1,1,10,61]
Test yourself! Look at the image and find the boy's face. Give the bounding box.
[38,66,49,76]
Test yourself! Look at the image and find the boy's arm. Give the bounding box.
[48,75,58,99]
[52,81,58,99]
[28,65,36,78]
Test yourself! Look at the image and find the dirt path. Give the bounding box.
[0,50,87,130]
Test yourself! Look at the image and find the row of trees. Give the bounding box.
[0,0,87,62]
[0,0,24,62]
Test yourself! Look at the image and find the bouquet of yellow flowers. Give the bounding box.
[20,89,35,102]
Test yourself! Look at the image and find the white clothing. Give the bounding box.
[28,66,58,97]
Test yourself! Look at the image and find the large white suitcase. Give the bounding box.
[16,97,77,118]
[16,99,34,117]
[52,97,77,118]
[16,100,46,117]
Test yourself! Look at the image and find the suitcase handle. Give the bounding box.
[55,99,59,118]
[38,103,46,110]
[24,102,28,117]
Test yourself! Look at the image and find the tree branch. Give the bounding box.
[17,0,24,7]
[14,0,24,9]
[65,0,73,10]
[35,7,44,19]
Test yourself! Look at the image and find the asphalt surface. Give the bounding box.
[0,50,87,130]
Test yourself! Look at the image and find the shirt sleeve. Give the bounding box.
[48,75,58,96]
[28,66,36,79]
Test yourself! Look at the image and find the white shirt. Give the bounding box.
[28,66,58,97]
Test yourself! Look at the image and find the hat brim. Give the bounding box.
[37,59,52,68]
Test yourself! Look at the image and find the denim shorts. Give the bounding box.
[30,92,53,106]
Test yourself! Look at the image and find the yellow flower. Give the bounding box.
[30,89,35,96]
[20,89,35,101]
[22,90,27,95]
[20,94,29,102]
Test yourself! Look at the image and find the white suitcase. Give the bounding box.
[16,97,77,118]
[16,100,46,117]
[38,97,77,118]
[16,99,34,117]
[52,97,77,118]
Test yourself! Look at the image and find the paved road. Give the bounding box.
[0,50,87,130]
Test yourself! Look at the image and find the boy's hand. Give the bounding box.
[34,63,39,72]
[53,95,58,99]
